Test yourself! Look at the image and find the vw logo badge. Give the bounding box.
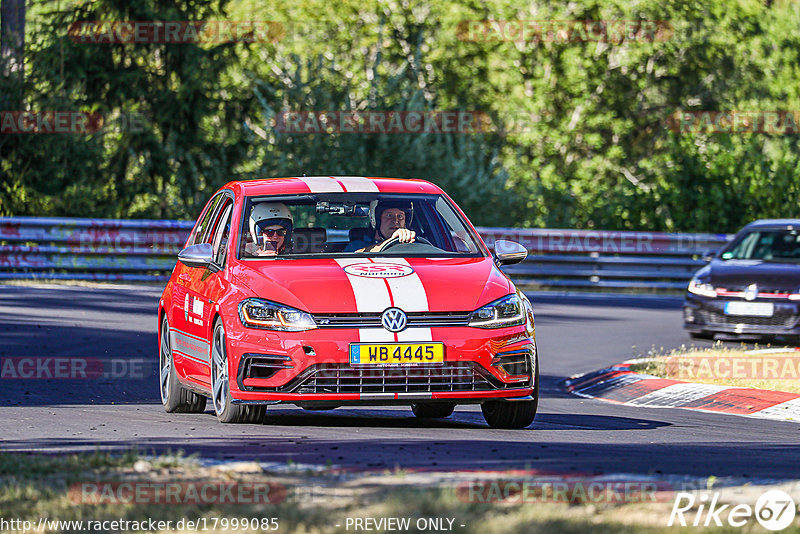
[381,308,408,332]
[744,283,759,301]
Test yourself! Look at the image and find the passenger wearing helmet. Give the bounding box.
[345,200,416,252]
[246,202,293,256]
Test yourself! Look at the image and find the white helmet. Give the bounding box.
[249,202,293,243]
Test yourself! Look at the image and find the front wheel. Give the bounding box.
[211,319,265,424]
[481,399,537,429]
[689,331,715,340]
[481,355,539,429]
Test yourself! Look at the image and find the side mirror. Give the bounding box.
[178,243,216,270]
[701,250,717,262]
[494,240,528,266]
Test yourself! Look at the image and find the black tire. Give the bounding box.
[411,403,455,418]
[689,331,715,340]
[211,319,266,424]
[481,399,538,429]
[481,355,539,429]
[159,315,207,413]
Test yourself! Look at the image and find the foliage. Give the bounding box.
[240,52,513,225]
[1,0,261,218]
[2,0,800,231]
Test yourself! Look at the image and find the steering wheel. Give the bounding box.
[375,236,432,252]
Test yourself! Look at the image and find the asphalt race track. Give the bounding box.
[1,285,799,479]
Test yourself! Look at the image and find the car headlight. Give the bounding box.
[688,278,717,298]
[238,298,317,331]
[468,294,525,328]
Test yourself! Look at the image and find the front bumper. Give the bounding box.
[224,324,536,403]
[683,293,800,336]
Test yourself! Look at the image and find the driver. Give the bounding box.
[345,200,416,252]
[246,202,293,256]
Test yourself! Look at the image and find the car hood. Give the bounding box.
[705,259,800,290]
[230,256,512,314]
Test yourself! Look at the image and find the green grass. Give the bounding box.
[1,451,798,533]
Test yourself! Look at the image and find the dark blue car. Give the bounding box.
[684,219,800,342]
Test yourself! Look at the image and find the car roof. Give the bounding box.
[741,219,800,231]
[222,176,444,197]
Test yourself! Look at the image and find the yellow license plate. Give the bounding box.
[349,343,444,366]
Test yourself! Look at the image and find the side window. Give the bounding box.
[191,194,224,245]
[210,201,233,265]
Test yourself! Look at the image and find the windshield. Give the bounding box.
[237,193,485,259]
[721,229,800,262]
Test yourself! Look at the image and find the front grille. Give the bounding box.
[697,310,799,329]
[716,286,796,298]
[313,312,471,328]
[256,362,524,394]
[717,286,790,294]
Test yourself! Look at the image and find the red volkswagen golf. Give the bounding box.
[158,177,538,428]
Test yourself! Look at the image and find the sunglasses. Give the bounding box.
[260,228,286,237]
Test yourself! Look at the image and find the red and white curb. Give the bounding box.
[564,355,800,423]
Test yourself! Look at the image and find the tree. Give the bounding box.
[2,0,262,218]
[1,0,25,108]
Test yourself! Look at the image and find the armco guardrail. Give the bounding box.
[0,217,193,281]
[0,217,732,288]
[480,228,732,290]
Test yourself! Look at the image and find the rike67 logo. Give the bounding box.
[343,263,414,278]
[669,490,797,530]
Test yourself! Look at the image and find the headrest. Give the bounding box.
[291,228,326,253]
[349,227,373,242]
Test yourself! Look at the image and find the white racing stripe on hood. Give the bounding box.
[383,258,432,342]
[334,258,433,343]
[335,258,393,342]
[335,176,380,192]
[299,176,345,192]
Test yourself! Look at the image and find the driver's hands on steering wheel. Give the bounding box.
[391,228,415,244]
[362,228,416,252]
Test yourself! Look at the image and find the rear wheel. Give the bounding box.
[411,403,455,418]
[211,319,265,424]
[159,315,206,413]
